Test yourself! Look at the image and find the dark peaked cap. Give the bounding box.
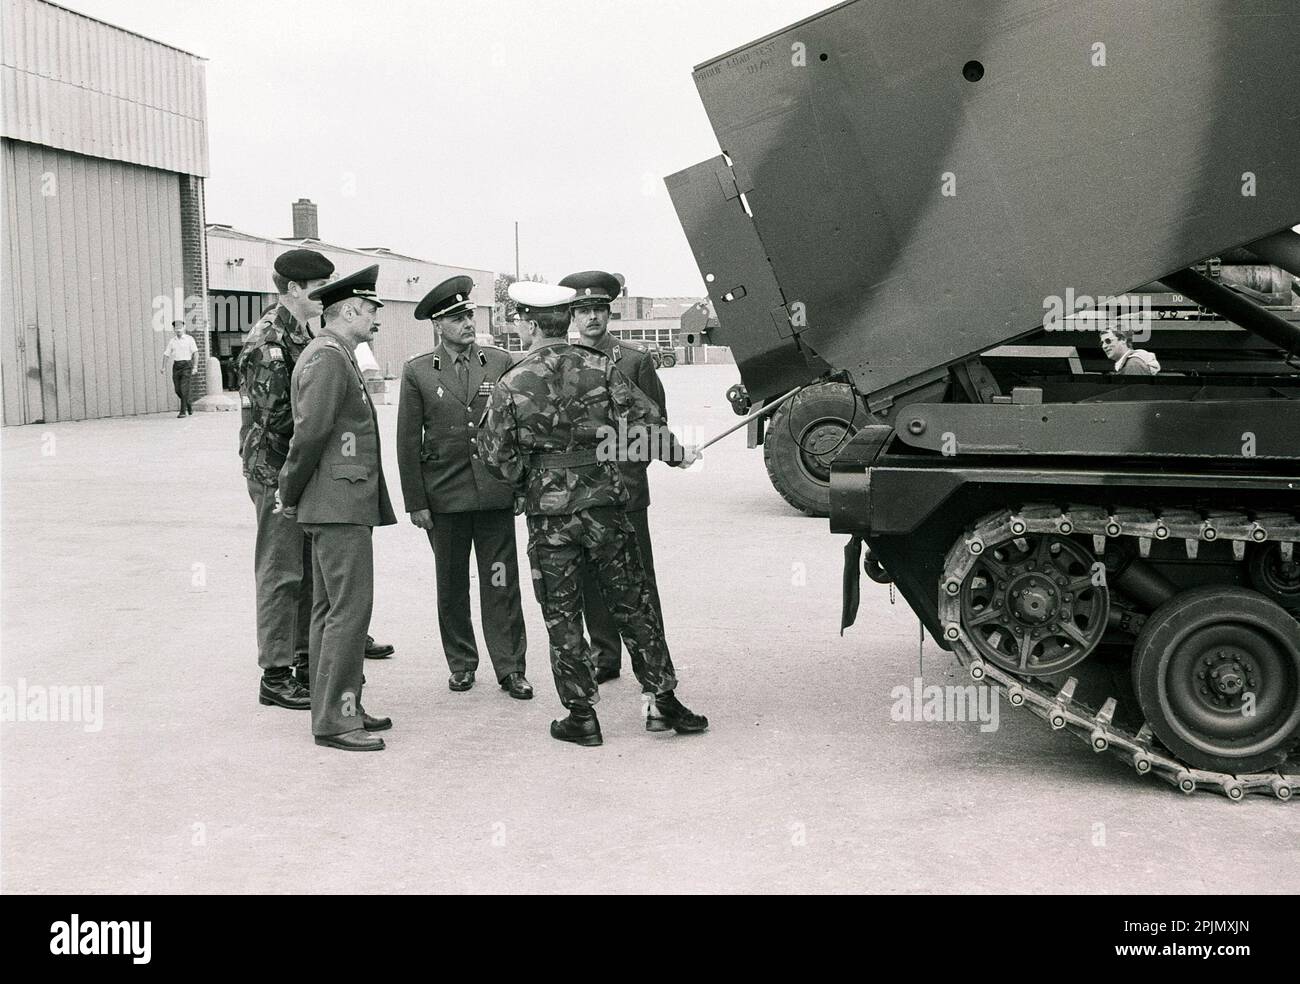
[415,276,475,320]
[274,248,334,282]
[308,264,384,309]
[559,270,622,307]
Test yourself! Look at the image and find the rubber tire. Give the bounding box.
[762,382,860,518]
[1132,585,1300,774]
[662,352,676,368]
[1247,543,1300,612]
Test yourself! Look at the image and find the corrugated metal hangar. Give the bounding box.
[2,0,210,425]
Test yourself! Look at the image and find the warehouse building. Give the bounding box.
[1,0,209,425]
[608,295,707,351]
[611,295,699,323]
[207,199,495,388]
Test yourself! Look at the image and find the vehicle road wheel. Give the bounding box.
[1248,543,1300,612]
[958,531,1108,676]
[662,352,677,368]
[1132,585,1300,774]
[762,382,859,517]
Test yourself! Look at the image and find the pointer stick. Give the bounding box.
[697,387,802,451]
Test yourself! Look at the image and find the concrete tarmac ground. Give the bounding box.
[2,365,1296,894]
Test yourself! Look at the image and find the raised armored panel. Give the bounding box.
[673,0,1300,400]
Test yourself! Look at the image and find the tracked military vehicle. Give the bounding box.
[746,261,1299,518]
[667,0,1300,799]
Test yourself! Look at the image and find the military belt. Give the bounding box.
[531,449,601,469]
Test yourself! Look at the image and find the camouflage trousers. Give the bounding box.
[581,506,658,687]
[526,506,677,709]
[247,477,312,671]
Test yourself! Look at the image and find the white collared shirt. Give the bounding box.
[164,334,198,361]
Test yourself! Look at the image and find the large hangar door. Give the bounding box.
[2,141,45,424]
[1,139,184,424]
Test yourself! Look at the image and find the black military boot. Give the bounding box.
[549,704,603,746]
[259,669,311,710]
[647,691,708,734]
[291,654,310,690]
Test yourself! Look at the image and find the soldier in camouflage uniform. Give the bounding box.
[560,270,669,687]
[481,281,708,746]
[239,249,335,709]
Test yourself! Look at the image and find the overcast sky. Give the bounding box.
[59,0,828,295]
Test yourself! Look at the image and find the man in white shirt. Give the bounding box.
[162,319,199,416]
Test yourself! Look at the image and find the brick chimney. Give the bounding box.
[292,198,319,240]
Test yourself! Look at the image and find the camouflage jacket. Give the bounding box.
[480,341,682,516]
[589,331,666,511]
[237,303,313,486]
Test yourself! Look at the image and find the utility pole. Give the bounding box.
[514,221,519,281]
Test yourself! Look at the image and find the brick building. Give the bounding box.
[1,0,210,424]
[608,295,703,349]
[610,295,699,324]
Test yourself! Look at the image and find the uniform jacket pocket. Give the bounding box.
[331,463,371,483]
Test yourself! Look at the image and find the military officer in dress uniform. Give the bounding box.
[240,250,395,712]
[396,276,532,698]
[278,265,397,751]
[481,281,707,746]
[559,270,668,687]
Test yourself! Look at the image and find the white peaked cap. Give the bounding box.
[508,282,577,309]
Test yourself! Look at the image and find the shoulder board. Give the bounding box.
[618,339,649,354]
[569,343,611,359]
[477,344,510,357]
[303,339,347,365]
[406,349,438,365]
